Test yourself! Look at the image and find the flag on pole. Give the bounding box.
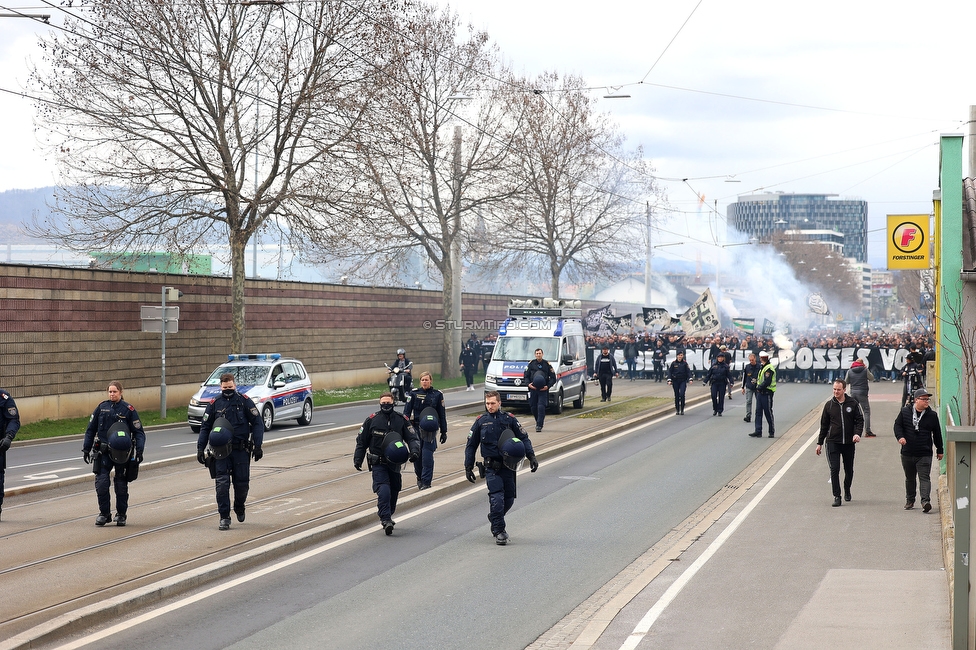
[732,317,755,333]
[584,305,613,332]
[761,318,776,335]
[678,288,721,337]
[642,307,672,330]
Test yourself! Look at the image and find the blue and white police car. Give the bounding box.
[187,353,314,433]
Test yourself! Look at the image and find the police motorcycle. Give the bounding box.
[384,354,413,403]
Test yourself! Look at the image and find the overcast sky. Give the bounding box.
[1,1,972,271]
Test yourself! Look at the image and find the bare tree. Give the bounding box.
[771,232,863,311]
[29,0,381,351]
[326,4,517,378]
[493,72,655,299]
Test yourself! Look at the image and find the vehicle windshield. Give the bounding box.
[205,364,271,386]
[491,337,559,362]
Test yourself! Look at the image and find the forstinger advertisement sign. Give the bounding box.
[887,214,930,269]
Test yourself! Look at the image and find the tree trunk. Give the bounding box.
[229,231,248,353]
[550,259,561,299]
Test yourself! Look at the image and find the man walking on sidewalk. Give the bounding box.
[893,388,944,512]
[815,379,863,507]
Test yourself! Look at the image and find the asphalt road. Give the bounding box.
[48,383,827,650]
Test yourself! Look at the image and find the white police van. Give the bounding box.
[484,299,588,413]
[187,353,313,433]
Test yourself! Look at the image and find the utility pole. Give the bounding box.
[644,201,652,307]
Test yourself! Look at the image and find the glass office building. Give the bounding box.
[727,193,868,263]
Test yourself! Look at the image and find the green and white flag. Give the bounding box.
[732,317,755,333]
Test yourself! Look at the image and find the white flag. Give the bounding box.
[678,288,721,337]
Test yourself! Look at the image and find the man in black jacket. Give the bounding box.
[740,353,760,423]
[815,379,863,507]
[523,349,557,432]
[893,388,944,512]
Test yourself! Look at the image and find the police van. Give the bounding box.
[484,299,588,412]
[187,353,313,433]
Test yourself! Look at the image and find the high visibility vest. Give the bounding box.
[760,362,777,393]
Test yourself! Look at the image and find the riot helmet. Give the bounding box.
[106,421,133,465]
[498,428,526,471]
[381,430,409,464]
[418,407,440,433]
[531,372,548,390]
[208,417,234,460]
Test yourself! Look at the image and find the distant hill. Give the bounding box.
[0,187,57,244]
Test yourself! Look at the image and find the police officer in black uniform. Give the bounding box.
[667,351,691,415]
[403,371,448,490]
[465,390,538,545]
[703,351,732,416]
[523,348,557,432]
[197,373,264,531]
[0,388,20,521]
[354,392,420,535]
[459,340,479,391]
[82,381,146,527]
[593,346,618,402]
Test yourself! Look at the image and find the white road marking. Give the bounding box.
[48,415,667,649]
[617,430,817,650]
[10,458,80,469]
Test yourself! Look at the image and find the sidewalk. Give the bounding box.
[539,378,950,649]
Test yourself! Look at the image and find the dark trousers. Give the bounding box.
[710,383,726,414]
[826,442,856,497]
[851,391,871,435]
[599,374,613,399]
[671,380,687,413]
[485,465,517,535]
[463,367,475,387]
[214,449,251,518]
[755,392,775,434]
[412,437,438,487]
[528,389,547,428]
[95,460,129,516]
[901,454,934,504]
[372,463,402,521]
[625,357,637,380]
[653,361,664,382]
[0,449,5,509]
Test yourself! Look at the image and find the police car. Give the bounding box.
[187,353,313,433]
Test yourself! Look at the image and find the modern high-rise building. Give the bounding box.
[727,193,868,263]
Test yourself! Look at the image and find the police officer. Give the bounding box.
[667,351,691,415]
[523,348,556,432]
[464,391,538,545]
[197,373,264,531]
[0,388,20,521]
[354,392,420,535]
[82,381,146,527]
[403,371,448,490]
[459,340,479,391]
[593,346,618,402]
[750,352,777,438]
[703,351,732,416]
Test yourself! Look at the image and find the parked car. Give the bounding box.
[187,353,313,433]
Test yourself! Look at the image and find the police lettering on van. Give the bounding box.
[483,299,588,413]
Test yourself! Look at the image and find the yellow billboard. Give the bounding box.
[887,214,931,269]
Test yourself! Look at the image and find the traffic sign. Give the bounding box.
[140,306,180,320]
[142,319,178,333]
